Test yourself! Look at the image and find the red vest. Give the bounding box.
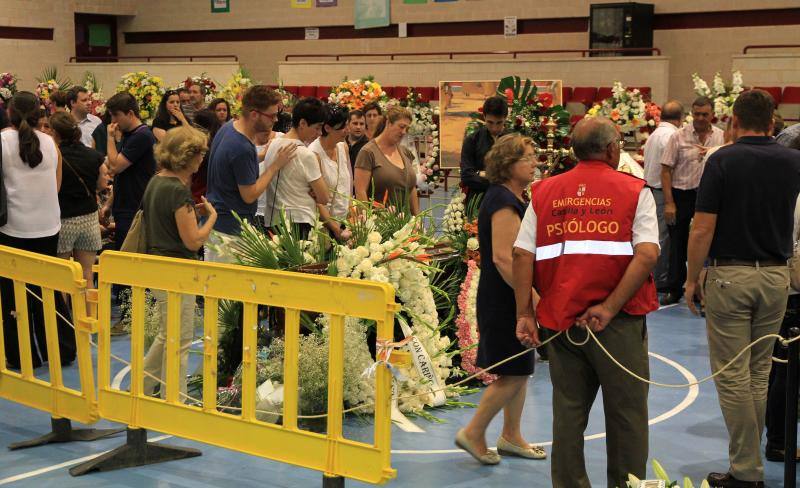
[531,160,658,331]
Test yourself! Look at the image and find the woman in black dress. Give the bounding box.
[455,133,546,464]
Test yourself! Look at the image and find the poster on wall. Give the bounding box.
[438,80,563,169]
[211,0,230,13]
[404,0,427,3]
[504,16,517,37]
[354,0,391,29]
[316,0,337,6]
[291,0,312,8]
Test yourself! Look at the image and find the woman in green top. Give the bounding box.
[141,126,217,399]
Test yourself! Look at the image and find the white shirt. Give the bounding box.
[642,121,678,188]
[308,138,352,219]
[261,138,323,226]
[256,133,284,217]
[514,188,659,254]
[0,129,62,238]
[77,113,102,148]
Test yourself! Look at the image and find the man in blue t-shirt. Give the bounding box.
[205,85,295,262]
[104,92,157,251]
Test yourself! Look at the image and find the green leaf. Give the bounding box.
[683,477,695,488]
[652,459,671,482]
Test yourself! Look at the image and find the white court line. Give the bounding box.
[391,351,699,454]
[1,351,697,478]
[0,435,172,485]
[657,303,682,311]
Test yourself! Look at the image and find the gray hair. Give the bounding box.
[572,117,619,160]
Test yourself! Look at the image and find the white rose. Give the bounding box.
[367,231,382,244]
[466,238,479,251]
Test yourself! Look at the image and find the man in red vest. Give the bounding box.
[512,117,660,488]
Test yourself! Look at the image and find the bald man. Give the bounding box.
[514,117,660,488]
[643,100,683,291]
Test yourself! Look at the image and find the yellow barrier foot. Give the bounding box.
[322,475,345,488]
[8,418,125,450]
[68,428,201,476]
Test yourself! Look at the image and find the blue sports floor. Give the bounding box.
[0,301,796,487]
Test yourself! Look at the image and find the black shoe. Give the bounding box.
[766,445,800,462]
[659,292,681,306]
[707,472,764,488]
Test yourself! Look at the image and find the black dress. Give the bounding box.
[475,184,533,376]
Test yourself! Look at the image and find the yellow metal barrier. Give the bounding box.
[85,251,399,484]
[0,244,121,448]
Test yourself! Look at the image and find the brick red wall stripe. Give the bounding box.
[124,8,800,44]
[0,26,53,41]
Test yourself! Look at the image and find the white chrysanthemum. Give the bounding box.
[466,238,479,251]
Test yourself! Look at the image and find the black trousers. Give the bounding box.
[765,294,800,449]
[666,188,696,294]
[0,232,76,369]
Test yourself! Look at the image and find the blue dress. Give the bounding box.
[475,184,534,376]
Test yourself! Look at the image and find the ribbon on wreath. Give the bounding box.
[398,320,447,407]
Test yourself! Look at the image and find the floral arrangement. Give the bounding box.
[219,67,253,117]
[82,71,106,116]
[691,70,744,124]
[336,220,457,413]
[35,67,72,114]
[275,85,296,110]
[394,87,443,192]
[455,260,496,385]
[184,73,218,104]
[441,192,481,262]
[117,71,166,123]
[0,72,19,103]
[585,81,648,134]
[328,76,387,111]
[465,76,571,156]
[627,460,710,488]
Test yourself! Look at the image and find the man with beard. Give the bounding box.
[204,85,295,262]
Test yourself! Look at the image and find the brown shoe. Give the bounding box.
[706,472,763,488]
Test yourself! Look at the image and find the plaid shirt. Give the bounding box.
[661,124,724,190]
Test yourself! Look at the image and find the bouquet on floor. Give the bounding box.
[35,67,72,114]
[117,71,166,124]
[691,70,744,124]
[0,72,19,103]
[184,73,218,104]
[219,67,253,117]
[585,81,647,134]
[328,76,387,111]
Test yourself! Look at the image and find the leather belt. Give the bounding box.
[711,258,788,267]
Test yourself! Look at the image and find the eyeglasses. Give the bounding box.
[253,109,280,120]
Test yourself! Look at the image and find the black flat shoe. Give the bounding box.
[707,472,764,488]
[659,292,681,306]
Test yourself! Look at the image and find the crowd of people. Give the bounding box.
[2,79,800,488]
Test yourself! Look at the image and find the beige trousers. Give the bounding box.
[142,290,196,400]
[705,265,789,482]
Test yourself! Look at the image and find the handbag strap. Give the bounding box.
[794,193,800,243]
[61,151,94,198]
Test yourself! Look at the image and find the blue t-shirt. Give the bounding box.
[206,121,258,234]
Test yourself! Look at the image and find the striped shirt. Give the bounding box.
[660,124,724,190]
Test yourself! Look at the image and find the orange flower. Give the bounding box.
[386,250,404,261]
[415,254,432,263]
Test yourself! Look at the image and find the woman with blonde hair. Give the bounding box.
[455,133,546,464]
[141,126,217,399]
[354,106,419,215]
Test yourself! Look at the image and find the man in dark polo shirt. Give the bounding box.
[345,109,368,174]
[460,95,508,208]
[686,89,800,488]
